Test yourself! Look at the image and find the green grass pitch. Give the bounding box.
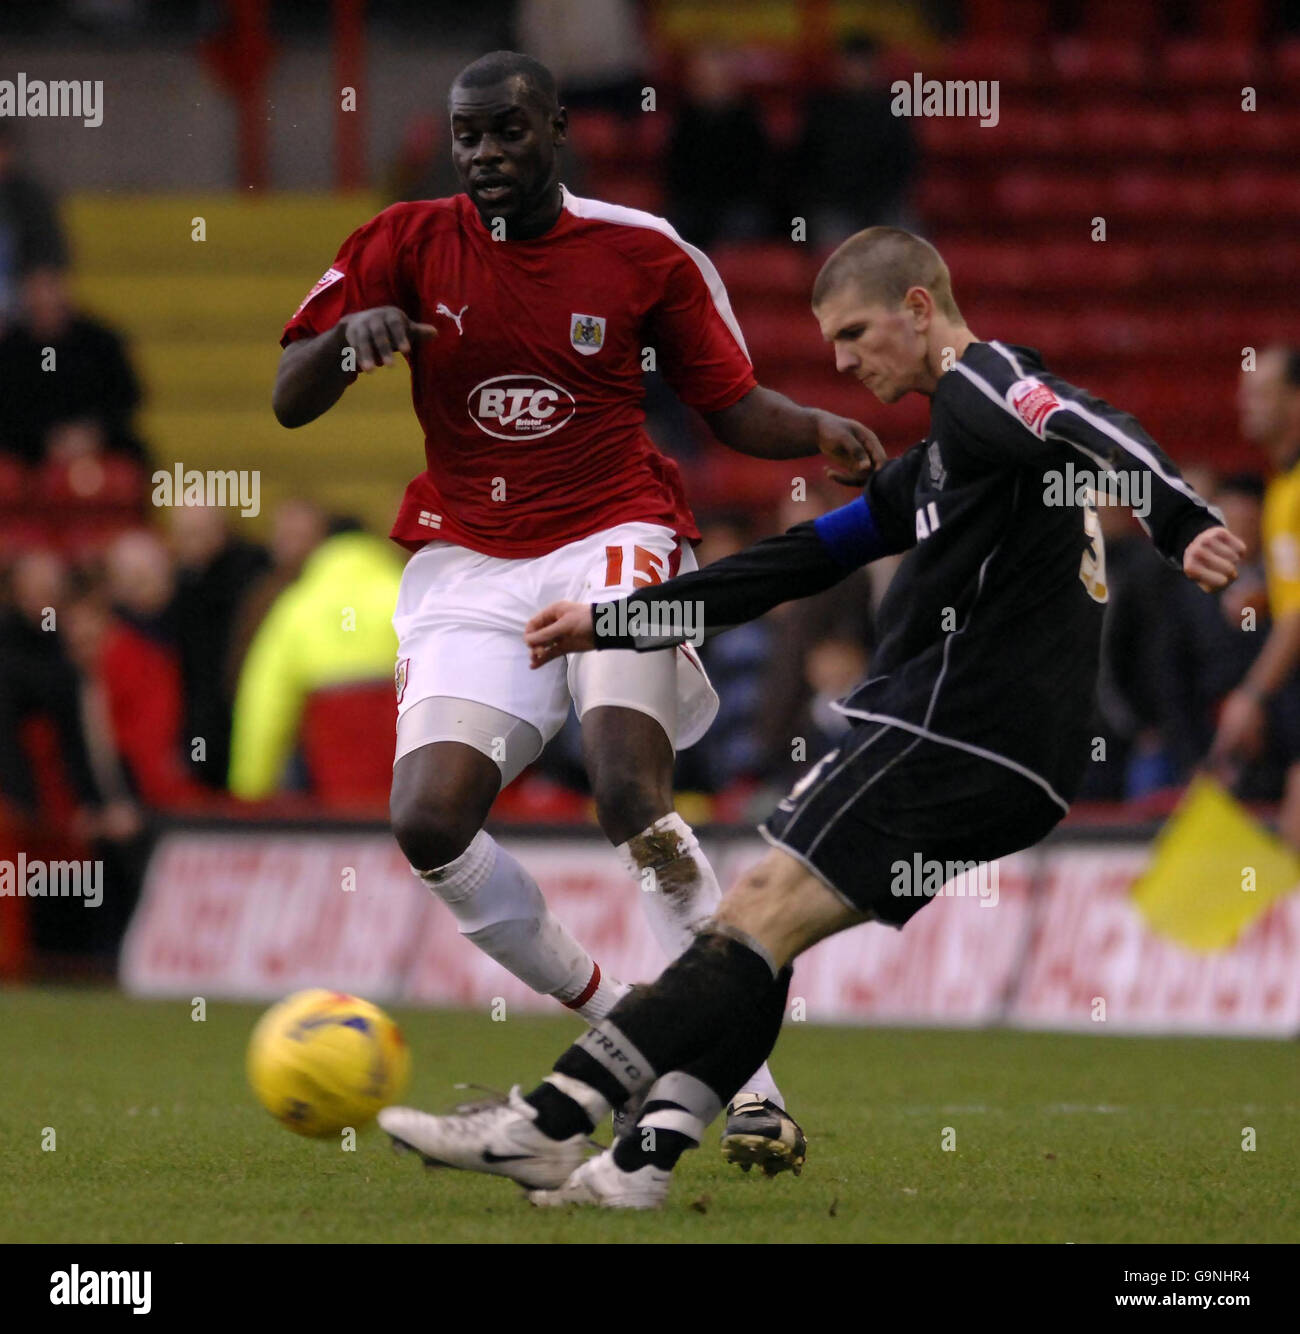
[3,988,1296,1244]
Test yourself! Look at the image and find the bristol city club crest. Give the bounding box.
[570,313,605,355]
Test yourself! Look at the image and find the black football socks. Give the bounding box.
[525,929,784,1145]
[612,963,793,1172]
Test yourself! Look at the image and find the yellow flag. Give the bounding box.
[1131,775,1300,950]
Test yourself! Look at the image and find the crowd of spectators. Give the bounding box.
[664,37,917,249]
[4,27,1299,967]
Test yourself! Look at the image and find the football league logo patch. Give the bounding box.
[1007,377,1062,439]
[570,313,605,355]
[394,657,409,704]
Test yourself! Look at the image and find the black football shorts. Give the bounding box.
[759,718,1064,925]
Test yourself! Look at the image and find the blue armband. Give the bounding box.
[812,495,889,568]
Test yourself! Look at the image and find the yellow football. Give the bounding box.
[247,989,410,1137]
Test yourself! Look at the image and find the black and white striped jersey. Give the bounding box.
[593,340,1224,812]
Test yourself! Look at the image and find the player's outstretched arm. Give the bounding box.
[272,307,437,428]
[524,489,909,667]
[705,385,885,485]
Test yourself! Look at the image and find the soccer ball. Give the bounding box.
[247,989,410,1137]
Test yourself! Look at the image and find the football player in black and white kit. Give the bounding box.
[378,227,1245,1208]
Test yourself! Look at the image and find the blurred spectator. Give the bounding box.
[0,120,68,323]
[756,484,876,776]
[167,505,271,789]
[792,35,918,247]
[225,496,328,692]
[1076,505,1183,800]
[514,0,645,115]
[666,48,775,247]
[675,513,773,792]
[787,633,869,768]
[1161,474,1270,787]
[384,113,464,205]
[228,523,404,800]
[104,526,175,642]
[61,578,205,812]
[0,267,146,465]
[1212,346,1300,843]
[0,549,98,819]
[58,575,198,957]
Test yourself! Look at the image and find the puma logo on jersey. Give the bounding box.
[468,374,577,440]
[436,302,468,335]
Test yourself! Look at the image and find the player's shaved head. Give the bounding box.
[452,50,559,114]
[812,227,962,322]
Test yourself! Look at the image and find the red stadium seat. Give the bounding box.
[994,170,1097,220]
[0,516,55,559]
[34,454,147,508]
[738,305,828,374]
[56,516,146,560]
[1223,169,1300,218]
[300,682,396,811]
[941,37,1040,92]
[710,242,811,302]
[0,455,28,503]
[1161,40,1256,89]
[1050,39,1148,89]
[566,109,625,166]
[595,174,663,215]
[1274,39,1300,86]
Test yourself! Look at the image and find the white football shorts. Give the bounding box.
[391,522,718,779]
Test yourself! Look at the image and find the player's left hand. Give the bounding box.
[1183,525,1247,592]
[524,600,595,668]
[814,410,886,486]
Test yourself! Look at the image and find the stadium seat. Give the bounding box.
[942,36,1040,92]
[1224,169,1300,218]
[0,517,55,559]
[994,171,1097,221]
[0,456,28,503]
[566,109,628,173]
[1161,40,1256,89]
[34,455,147,508]
[595,175,664,215]
[710,242,811,301]
[300,682,396,811]
[1050,39,1148,89]
[1274,38,1300,86]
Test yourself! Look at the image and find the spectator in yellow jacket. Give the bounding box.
[228,524,404,799]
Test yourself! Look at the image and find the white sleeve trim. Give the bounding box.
[984,340,1215,517]
[560,185,751,363]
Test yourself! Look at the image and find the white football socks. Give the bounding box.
[414,831,630,1023]
[615,812,785,1109]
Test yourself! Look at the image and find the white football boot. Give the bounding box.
[529,1147,671,1210]
[379,1086,590,1190]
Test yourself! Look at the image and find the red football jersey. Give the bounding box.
[281,187,757,557]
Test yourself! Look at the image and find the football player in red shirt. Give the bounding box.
[273,50,882,1176]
